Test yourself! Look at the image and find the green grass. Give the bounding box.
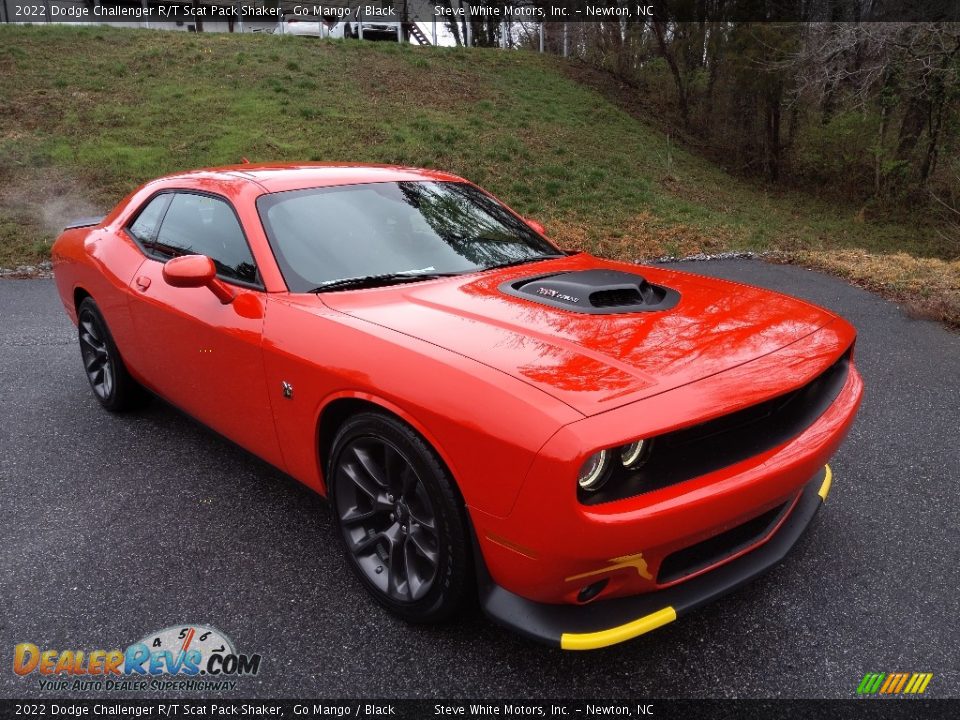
[0,25,955,270]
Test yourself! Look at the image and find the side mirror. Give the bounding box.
[524,218,546,236]
[162,255,235,304]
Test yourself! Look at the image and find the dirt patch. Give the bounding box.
[542,216,960,329]
[0,164,107,266]
[3,159,105,225]
[546,212,740,260]
[779,249,960,330]
[341,47,494,113]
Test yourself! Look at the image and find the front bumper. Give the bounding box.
[479,465,833,650]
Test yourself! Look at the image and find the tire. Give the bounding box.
[76,297,145,412]
[327,411,472,623]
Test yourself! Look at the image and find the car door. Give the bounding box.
[124,190,284,469]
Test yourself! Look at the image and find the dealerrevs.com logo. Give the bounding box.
[13,625,262,692]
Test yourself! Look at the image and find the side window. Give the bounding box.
[127,194,171,246]
[154,193,259,286]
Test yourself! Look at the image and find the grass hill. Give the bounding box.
[1,25,957,324]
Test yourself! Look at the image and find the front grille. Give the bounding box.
[580,348,851,505]
[657,499,793,584]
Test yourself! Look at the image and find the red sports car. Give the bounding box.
[52,164,863,649]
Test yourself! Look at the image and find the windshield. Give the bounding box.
[256,181,561,292]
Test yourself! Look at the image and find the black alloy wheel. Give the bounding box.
[76,298,144,412]
[78,305,114,402]
[329,412,472,622]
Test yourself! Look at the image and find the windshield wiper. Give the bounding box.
[310,256,561,293]
[309,271,464,293]
[482,255,563,272]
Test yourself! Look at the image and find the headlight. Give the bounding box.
[620,439,647,468]
[577,439,657,503]
[577,449,610,491]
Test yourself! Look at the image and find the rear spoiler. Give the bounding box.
[64,216,104,231]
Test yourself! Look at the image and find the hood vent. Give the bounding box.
[500,269,680,315]
[590,287,643,308]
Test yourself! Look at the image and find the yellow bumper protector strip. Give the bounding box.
[818,464,833,502]
[560,606,677,651]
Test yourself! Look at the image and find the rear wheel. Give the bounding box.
[77,297,145,412]
[328,412,472,623]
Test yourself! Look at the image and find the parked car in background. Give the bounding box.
[275,15,402,41]
[275,16,346,38]
[347,19,401,41]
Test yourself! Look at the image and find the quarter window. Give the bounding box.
[145,192,259,286]
[127,194,171,246]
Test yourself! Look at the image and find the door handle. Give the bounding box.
[135,276,151,291]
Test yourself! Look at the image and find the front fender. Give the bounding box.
[262,295,582,517]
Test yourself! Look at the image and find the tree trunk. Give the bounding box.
[895,98,926,163]
[876,103,889,197]
[920,95,946,185]
[919,53,953,186]
[653,21,690,128]
[191,0,203,31]
[443,0,462,46]
[821,79,838,124]
[766,90,782,181]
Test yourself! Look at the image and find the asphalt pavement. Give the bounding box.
[1,260,958,699]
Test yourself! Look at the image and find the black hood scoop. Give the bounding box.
[499,269,680,314]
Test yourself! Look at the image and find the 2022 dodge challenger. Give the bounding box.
[52,164,863,650]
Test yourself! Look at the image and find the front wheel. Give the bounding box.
[77,297,145,412]
[328,412,472,623]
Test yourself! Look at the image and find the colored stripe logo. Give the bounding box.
[857,672,933,695]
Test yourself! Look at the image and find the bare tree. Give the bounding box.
[787,23,960,194]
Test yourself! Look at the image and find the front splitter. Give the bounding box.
[478,465,833,650]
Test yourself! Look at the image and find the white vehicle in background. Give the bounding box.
[347,19,402,41]
[276,16,402,42]
[275,17,347,38]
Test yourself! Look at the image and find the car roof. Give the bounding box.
[154,163,468,193]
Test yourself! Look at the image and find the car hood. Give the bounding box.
[320,256,837,416]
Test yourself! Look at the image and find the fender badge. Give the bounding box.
[281,381,293,399]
